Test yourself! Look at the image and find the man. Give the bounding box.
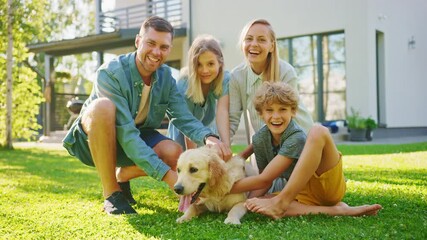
[63,16,231,215]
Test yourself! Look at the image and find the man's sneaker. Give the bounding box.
[103,191,137,215]
[118,181,137,205]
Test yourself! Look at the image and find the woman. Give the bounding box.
[168,34,230,149]
[229,19,313,145]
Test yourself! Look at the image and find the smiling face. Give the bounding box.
[254,82,299,144]
[260,102,296,144]
[242,23,274,74]
[135,27,172,79]
[197,50,221,86]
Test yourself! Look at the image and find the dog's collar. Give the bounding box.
[191,183,206,204]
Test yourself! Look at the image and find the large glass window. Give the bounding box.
[278,32,346,122]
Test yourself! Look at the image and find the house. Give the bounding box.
[28,0,427,140]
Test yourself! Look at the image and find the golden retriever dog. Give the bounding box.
[174,146,247,224]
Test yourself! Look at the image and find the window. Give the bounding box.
[277,32,346,122]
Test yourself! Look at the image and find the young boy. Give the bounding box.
[231,82,382,219]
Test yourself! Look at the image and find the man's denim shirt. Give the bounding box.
[63,52,212,181]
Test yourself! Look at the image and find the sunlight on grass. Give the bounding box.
[137,209,156,215]
[344,152,426,188]
[345,151,426,169]
[1,143,427,239]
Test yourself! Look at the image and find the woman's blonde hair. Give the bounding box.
[186,34,224,104]
[253,82,298,114]
[239,19,280,82]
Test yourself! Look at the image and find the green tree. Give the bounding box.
[42,0,96,131]
[0,0,48,146]
[47,0,95,41]
[0,0,96,146]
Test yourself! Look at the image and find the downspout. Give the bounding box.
[95,0,100,34]
[95,0,103,66]
[188,0,193,46]
[44,55,53,136]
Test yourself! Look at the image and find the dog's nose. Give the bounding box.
[174,184,184,194]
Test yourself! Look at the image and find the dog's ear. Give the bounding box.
[208,154,226,188]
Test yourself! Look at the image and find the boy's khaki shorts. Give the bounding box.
[295,156,346,206]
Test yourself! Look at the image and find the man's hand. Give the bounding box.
[205,136,232,161]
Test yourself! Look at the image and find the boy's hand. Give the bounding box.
[238,144,254,159]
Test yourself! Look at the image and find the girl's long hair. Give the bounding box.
[186,35,224,104]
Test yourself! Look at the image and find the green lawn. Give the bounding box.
[1,142,426,239]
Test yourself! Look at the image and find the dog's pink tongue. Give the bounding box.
[178,195,192,212]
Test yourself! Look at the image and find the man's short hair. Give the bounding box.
[139,16,174,39]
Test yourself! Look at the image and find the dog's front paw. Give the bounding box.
[224,217,241,225]
[176,215,191,224]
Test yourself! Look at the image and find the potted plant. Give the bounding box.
[365,117,378,141]
[346,108,368,141]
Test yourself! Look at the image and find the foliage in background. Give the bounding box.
[0,0,48,145]
[29,0,97,91]
[44,0,97,91]
[346,108,367,129]
[365,117,378,129]
[0,0,97,145]
[46,0,95,41]
[346,107,378,130]
[32,0,97,132]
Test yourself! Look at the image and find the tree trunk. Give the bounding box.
[6,0,14,149]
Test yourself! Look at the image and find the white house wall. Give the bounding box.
[107,0,426,128]
[368,0,427,127]
[185,0,426,128]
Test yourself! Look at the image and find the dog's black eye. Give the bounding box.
[189,167,198,173]
[177,168,181,173]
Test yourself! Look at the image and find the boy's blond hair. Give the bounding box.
[253,82,298,114]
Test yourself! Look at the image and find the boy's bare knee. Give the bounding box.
[308,124,328,135]
[307,124,329,142]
